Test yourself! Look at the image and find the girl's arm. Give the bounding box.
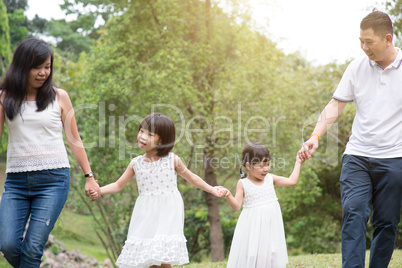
[272,154,304,187]
[58,88,100,199]
[99,164,135,195]
[225,180,244,211]
[174,155,221,197]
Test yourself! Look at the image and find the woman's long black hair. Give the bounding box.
[0,38,56,120]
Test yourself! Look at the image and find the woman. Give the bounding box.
[0,38,100,267]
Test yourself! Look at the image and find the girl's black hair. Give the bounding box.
[0,38,56,120]
[240,142,271,178]
[139,113,175,157]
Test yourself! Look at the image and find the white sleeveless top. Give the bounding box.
[5,97,70,173]
[241,175,278,208]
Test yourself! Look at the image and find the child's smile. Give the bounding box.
[137,128,161,152]
[247,160,270,181]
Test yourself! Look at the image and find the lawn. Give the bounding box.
[2,249,402,267]
[1,161,402,267]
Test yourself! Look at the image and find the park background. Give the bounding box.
[1,0,402,266]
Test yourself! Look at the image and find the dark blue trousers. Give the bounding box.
[340,154,402,268]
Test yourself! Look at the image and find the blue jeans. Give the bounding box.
[340,155,402,268]
[0,168,70,268]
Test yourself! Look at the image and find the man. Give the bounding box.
[299,11,402,268]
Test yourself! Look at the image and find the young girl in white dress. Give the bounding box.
[224,142,304,268]
[91,113,225,268]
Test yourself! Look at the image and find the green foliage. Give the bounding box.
[7,8,29,49]
[45,0,395,259]
[386,0,402,47]
[52,209,109,261]
[3,0,28,13]
[0,0,12,76]
[61,0,127,33]
[50,244,61,255]
[4,0,30,49]
[55,0,356,257]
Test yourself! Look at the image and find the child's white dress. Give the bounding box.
[227,174,288,268]
[116,152,189,268]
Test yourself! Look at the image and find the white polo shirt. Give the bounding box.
[333,48,402,158]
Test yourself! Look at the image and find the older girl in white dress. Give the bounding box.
[91,113,225,268]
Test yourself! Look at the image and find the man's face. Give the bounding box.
[360,28,390,64]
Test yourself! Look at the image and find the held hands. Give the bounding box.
[212,186,229,197]
[298,134,320,162]
[86,180,101,201]
[296,152,306,164]
[85,179,101,202]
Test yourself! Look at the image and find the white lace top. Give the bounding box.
[5,98,70,173]
[241,174,278,208]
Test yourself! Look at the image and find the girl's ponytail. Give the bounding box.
[239,166,245,178]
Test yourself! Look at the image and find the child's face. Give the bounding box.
[247,160,270,181]
[137,128,161,152]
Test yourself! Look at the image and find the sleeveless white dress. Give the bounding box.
[116,152,189,268]
[227,175,288,268]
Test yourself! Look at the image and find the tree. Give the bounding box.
[3,0,27,13]
[3,0,29,49]
[58,0,332,261]
[0,0,12,76]
[386,0,402,47]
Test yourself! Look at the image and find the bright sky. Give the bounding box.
[26,0,384,65]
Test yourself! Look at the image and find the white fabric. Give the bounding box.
[227,175,288,268]
[116,152,189,268]
[333,48,402,158]
[5,98,70,173]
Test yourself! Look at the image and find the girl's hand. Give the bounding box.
[296,152,306,164]
[89,180,101,201]
[89,190,100,201]
[212,186,227,197]
[224,189,231,197]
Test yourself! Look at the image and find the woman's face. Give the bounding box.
[26,56,51,92]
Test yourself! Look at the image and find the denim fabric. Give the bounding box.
[0,168,70,268]
[340,154,402,268]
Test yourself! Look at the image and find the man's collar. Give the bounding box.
[369,48,402,69]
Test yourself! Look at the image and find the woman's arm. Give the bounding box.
[0,92,4,139]
[100,164,135,195]
[225,180,244,211]
[57,88,100,199]
[174,155,221,197]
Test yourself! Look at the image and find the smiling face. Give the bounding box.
[26,56,52,92]
[137,128,161,153]
[360,28,393,67]
[246,159,271,181]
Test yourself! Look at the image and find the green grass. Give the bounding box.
[178,250,402,267]
[287,250,402,267]
[51,209,109,261]
[1,245,402,267]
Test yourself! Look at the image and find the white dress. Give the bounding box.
[227,175,288,268]
[116,152,189,268]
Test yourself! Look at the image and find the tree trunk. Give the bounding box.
[204,146,225,261]
[202,0,225,261]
